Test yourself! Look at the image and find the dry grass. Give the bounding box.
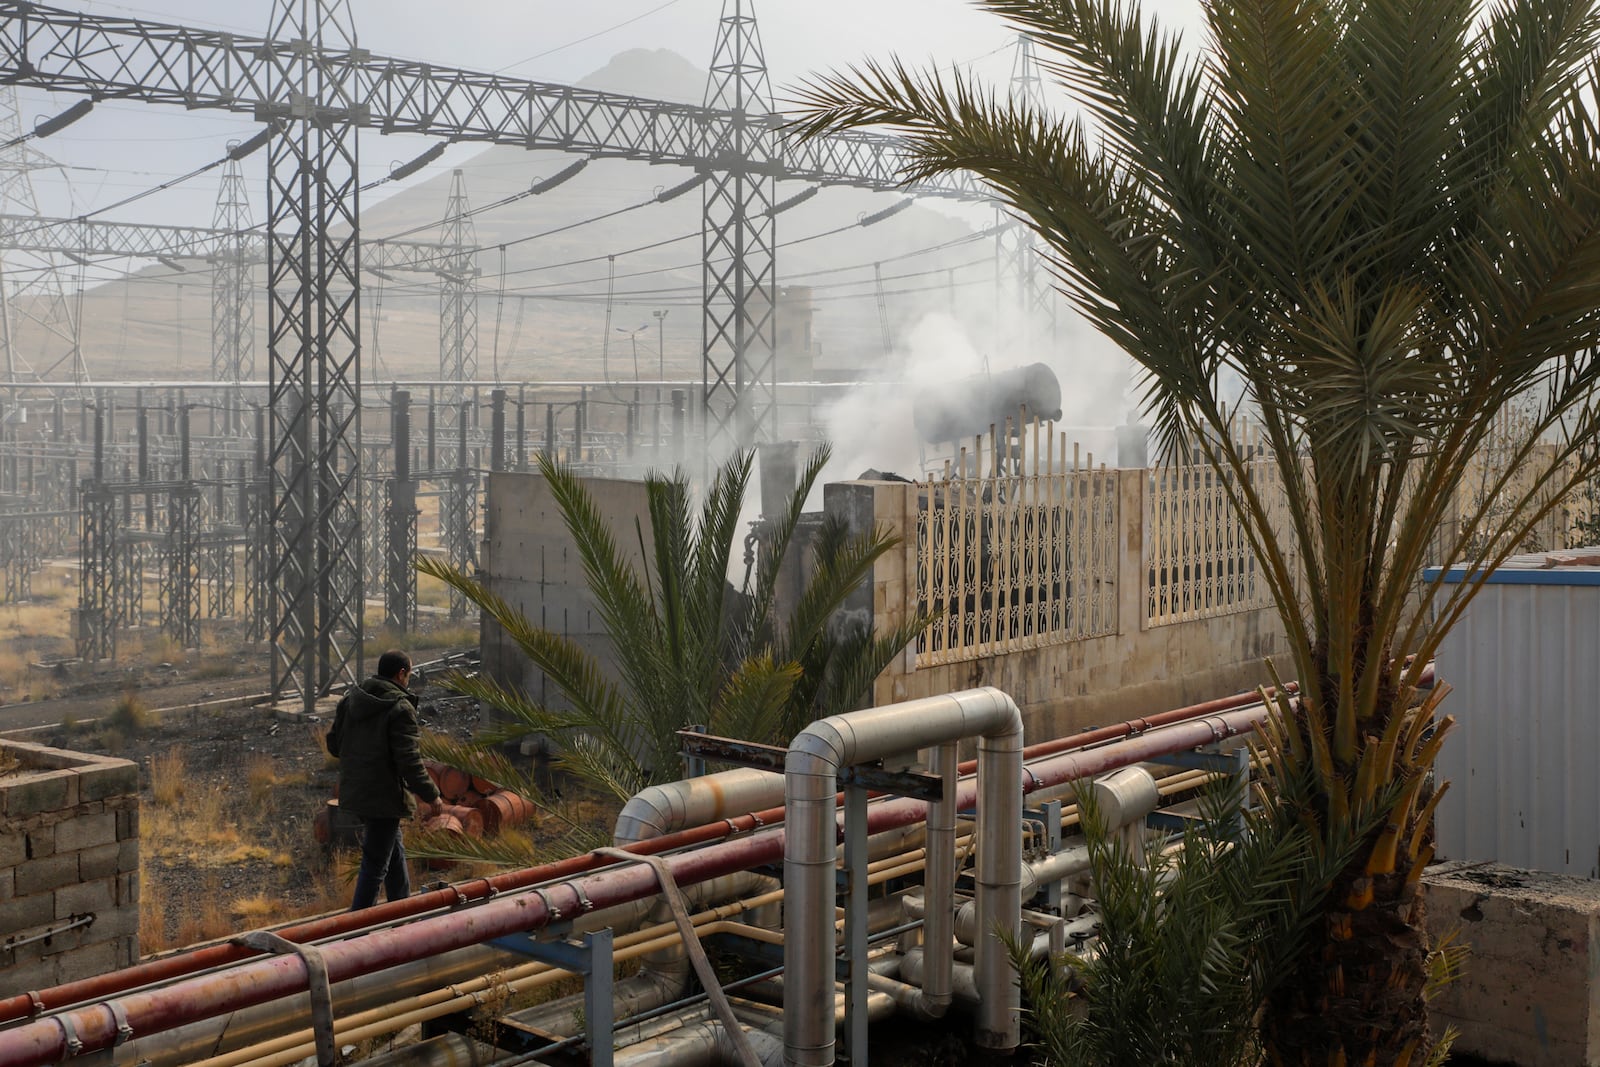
[245,755,309,803]
[137,747,358,953]
[149,748,186,808]
[419,623,479,648]
[415,569,451,609]
[137,631,188,667]
[0,601,71,641]
[229,893,280,921]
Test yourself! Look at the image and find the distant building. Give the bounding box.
[775,285,816,382]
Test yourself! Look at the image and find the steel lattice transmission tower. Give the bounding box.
[0,86,86,392]
[263,0,365,710]
[438,168,479,425]
[210,151,255,435]
[994,35,1057,352]
[437,168,479,618]
[702,0,777,449]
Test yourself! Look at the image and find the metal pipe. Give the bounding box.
[525,770,789,1037]
[783,688,1024,1067]
[614,768,784,844]
[1,699,1273,1064]
[918,742,957,1019]
[350,1033,496,1066]
[611,1017,786,1067]
[0,685,1275,1026]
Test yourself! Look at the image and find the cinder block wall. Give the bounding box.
[479,472,653,709]
[0,740,140,992]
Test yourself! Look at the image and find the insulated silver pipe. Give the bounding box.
[972,704,1025,1051]
[919,742,957,1019]
[783,688,1024,1067]
[614,768,785,843]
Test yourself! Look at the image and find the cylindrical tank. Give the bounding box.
[912,363,1063,444]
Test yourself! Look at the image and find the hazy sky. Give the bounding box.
[11,0,1207,235]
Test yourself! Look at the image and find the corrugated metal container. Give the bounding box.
[1430,556,1600,878]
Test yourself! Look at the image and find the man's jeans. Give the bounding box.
[351,816,410,910]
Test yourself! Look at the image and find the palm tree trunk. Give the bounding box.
[1264,849,1434,1066]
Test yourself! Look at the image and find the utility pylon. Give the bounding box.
[263,0,365,710]
[0,86,86,392]
[437,170,479,618]
[210,152,255,435]
[994,35,1057,353]
[702,0,778,450]
[438,167,479,463]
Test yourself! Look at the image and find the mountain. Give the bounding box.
[24,47,1088,415]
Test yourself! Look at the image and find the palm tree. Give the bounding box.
[1010,779,1397,1067]
[791,0,1600,1061]
[418,444,926,816]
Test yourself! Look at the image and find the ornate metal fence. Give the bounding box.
[914,421,1119,667]
[1145,453,1286,626]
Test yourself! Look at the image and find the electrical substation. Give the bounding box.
[0,1,1055,711]
[0,5,1384,1067]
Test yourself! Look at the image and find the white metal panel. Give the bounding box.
[1435,576,1600,877]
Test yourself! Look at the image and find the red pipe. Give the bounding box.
[0,678,1302,1026]
[0,702,1276,1067]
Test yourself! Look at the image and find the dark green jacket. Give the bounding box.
[326,675,440,819]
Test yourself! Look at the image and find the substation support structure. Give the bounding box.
[994,35,1057,352]
[211,154,255,437]
[0,0,984,705]
[702,0,777,450]
[437,171,480,620]
[0,85,85,392]
[72,397,255,659]
[385,390,417,633]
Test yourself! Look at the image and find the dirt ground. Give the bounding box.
[0,618,575,952]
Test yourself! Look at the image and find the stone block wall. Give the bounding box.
[0,740,139,993]
[1423,860,1600,1066]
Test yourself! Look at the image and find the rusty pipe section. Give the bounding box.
[783,688,1024,1067]
[0,696,1276,1067]
[614,768,784,843]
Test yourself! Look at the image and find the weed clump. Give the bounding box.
[108,692,153,736]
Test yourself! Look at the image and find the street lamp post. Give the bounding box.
[615,324,650,381]
[652,309,669,381]
[651,309,669,452]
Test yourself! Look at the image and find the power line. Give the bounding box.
[493,0,689,74]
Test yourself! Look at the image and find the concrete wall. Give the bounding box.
[1424,860,1600,1065]
[829,471,1288,739]
[479,465,1286,746]
[479,470,654,710]
[0,740,139,992]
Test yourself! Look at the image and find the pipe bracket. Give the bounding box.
[53,1013,82,1056]
[25,990,43,1017]
[531,886,562,921]
[103,1000,132,1046]
[231,931,337,1067]
[592,847,761,1067]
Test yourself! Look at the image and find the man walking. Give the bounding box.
[326,649,441,910]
